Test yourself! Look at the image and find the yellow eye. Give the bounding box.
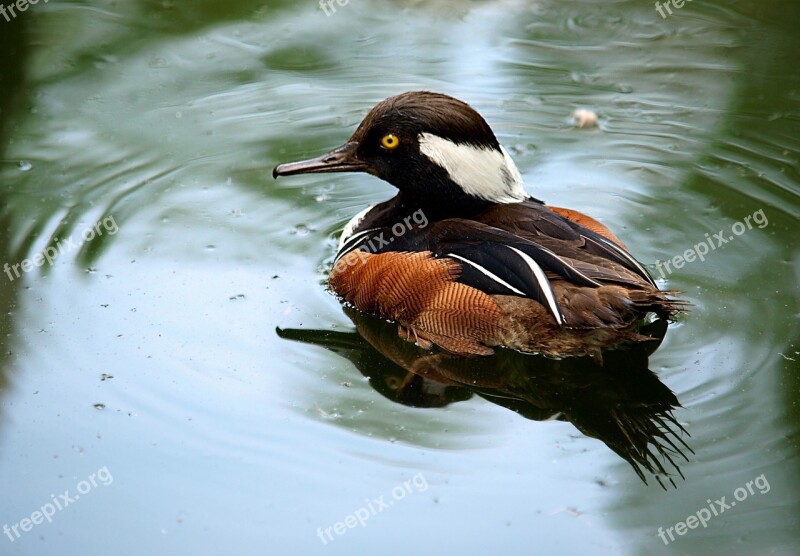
[380,133,400,150]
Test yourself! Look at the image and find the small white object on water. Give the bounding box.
[571,108,598,129]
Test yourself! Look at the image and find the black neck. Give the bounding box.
[362,192,497,229]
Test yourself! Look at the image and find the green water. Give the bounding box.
[1,1,798,554]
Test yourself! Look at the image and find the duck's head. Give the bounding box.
[273,91,530,211]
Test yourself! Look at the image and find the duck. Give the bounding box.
[273,91,683,358]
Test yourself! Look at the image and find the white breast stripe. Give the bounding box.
[446,253,525,295]
[590,235,656,287]
[333,228,378,265]
[338,204,375,250]
[507,246,565,325]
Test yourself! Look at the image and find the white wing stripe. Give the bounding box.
[507,246,565,325]
[446,253,526,296]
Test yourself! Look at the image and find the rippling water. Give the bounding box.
[1,1,798,555]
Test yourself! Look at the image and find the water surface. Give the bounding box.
[1,1,798,554]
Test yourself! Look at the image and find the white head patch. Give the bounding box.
[418,133,527,203]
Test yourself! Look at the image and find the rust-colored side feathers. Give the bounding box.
[329,251,503,355]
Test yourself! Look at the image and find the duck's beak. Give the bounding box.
[272,141,365,178]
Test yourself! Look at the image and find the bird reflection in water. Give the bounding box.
[278,309,692,489]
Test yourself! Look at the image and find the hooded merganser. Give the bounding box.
[273,91,683,358]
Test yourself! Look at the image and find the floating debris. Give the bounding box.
[571,108,598,129]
